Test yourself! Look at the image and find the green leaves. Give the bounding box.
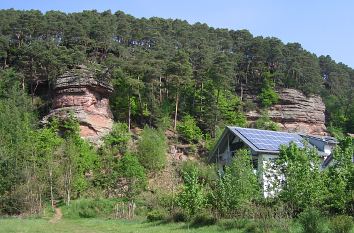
[276,144,328,212]
[137,126,167,172]
[177,115,203,143]
[177,168,207,220]
[212,149,259,217]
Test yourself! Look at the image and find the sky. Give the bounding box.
[1,0,353,68]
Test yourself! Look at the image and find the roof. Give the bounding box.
[210,127,305,158]
[300,134,338,144]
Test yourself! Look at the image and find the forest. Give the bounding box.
[0,9,353,233]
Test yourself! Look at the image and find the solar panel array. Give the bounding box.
[230,127,304,151]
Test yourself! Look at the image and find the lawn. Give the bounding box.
[0,218,228,233]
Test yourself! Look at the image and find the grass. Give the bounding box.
[0,218,226,233]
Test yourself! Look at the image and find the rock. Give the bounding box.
[245,88,327,135]
[43,65,114,144]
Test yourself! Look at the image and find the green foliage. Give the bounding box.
[103,122,131,154]
[259,71,279,108]
[177,168,207,220]
[180,160,217,186]
[61,198,117,219]
[177,115,203,143]
[329,215,353,233]
[191,212,217,227]
[147,209,168,222]
[254,111,279,131]
[297,208,328,233]
[276,144,328,212]
[217,90,246,126]
[137,126,167,172]
[212,149,260,217]
[325,138,354,214]
[217,218,251,231]
[117,153,147,198]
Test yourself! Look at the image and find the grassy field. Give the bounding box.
[0,218,229,233]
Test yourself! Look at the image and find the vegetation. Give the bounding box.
[137,126,167,172]
[0,9,351,135]
[0,8,353,233]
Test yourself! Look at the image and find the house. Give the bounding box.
[209,126,337,197]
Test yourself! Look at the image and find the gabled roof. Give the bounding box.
[210,127,305,158]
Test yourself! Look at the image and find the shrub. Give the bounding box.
[61,199,116,219]
[177,115,203,143]
[212,149,259,217]
[254,111,279,131]
[169,211,187,222]
[104,122,131,154]
[177,168,206,220]
[191,212,217,227]
[180,160,217,185]
[217,218,251,230]
[146,209,167,222]
[297,208,328,233]
[137,126,167,172]
[259,71,279,108]
[330,215,353,233]
[117,153,147,198]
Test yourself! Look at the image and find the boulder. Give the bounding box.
[43,65,114,144]
[246,88,327,135]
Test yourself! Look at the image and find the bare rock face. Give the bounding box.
[44,65,114,144]
[246,88,327,135]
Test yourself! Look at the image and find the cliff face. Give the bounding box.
[44,65,114,144]
[246,88,327,135]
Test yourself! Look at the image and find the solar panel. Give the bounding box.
[230,127,304,152]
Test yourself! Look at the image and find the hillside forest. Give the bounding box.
[0,9,353,232]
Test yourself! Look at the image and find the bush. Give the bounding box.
[217,218,250,230]
[191,212,217,227]
[330,215,353,233]
[146,209,167,222]
[137,126,167,172]
[177,168,207,220]
[104,122,131,154]
[117,153,147,197]
[254,111,279,131]
[180,160,217,185]
[177,115,203,143]
[297,208,328,233]
[61,199,116,219]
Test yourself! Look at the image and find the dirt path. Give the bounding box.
[49,208,62,224]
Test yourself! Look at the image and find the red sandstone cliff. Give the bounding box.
[43,65,114,144]
[245,88,327,135]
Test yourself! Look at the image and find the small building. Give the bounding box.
[209,127,337,197]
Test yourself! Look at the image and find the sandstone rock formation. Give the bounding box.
[245,88,327,135]
[43,65,114,144]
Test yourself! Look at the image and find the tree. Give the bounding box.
[165,50,193,130]
[136,126,167,172]
[117,153,147,199]
[276,143,328,213]
[177,115,203,143]
[177,168,206,221]
[325,137,354,214]
[212,149,259,217]
[259,71,279,107]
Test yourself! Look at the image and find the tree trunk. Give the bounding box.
[174,90,179,131]
[49,168,54,208]
[159,76,162,104]
[214,89,220,137]
[128,88,131,132]
[67,166,71,206]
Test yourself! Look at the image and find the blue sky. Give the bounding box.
[1,0,353,68]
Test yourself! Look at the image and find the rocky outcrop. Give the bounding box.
[246,88,327,135]
[43,65,114,144]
